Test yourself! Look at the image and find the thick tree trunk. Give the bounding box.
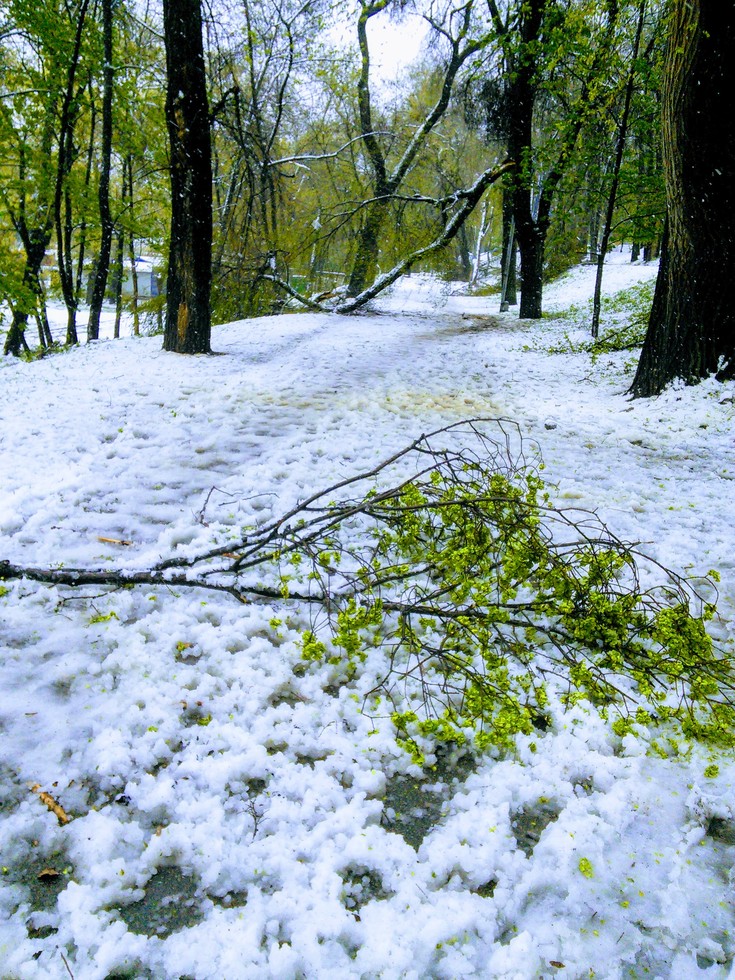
[3,313,31,357]
[346,202,386,298]
[162,0,212,354]
[503,0,544,320]
[516,225,544,319]
[631,0,735,396]
[456,223,473,282]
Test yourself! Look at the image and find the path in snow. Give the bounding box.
[1,259,735,980]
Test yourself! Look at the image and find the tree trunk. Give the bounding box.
[502,0,544,319]
[346,201,386,298]
[499,188,516,309]
[456,222,473,282]
[162,0,213,354]
[3,231,52,356]
[470,200,490,286]
[515,224,544,319]
[35,299,53,349]
[123,157,140,337]
[631,0,735,396]
[87,0,114,342]
[113,219,124,339]
[591,0,646,338]
[3,312,31,357]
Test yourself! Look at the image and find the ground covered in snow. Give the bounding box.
[1,254,735,979]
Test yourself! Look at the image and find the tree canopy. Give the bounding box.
[11,0,732,396]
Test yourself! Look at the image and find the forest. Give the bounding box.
[2,0,732,391]
[2,2,735,976]
[0,1,682,355]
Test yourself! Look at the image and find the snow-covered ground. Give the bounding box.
[1,253,734,979]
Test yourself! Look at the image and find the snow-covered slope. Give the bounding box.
[1,254,734,979]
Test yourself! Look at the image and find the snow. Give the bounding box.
[1,252,734,979]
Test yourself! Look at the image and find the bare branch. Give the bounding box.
[269,132,393,168]
[334,159,514,312]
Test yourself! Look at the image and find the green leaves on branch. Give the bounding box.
[3,418,729,760]
[272,418,732,756]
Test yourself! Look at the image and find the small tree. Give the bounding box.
[1,0,92,354]
[162,0,212,354]
[631,0,735,395]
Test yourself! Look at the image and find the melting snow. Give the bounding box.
[1,252,734,978]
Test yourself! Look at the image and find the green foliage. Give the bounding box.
[530,277,655,358]
[578,857,595,879]
[279,420,733,757]
[19,342,73,363]
[88,610,119,624]
[543,221,586,282]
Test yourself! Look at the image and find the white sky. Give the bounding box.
[368,10,430,79]
[328,6,430,82]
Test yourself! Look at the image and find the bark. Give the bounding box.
[515,228,545,318]
[123,157,140,337]
[35,299,53,350]
[456,222,473,281]
[75,90,97,313]
[503,0,544,319]
[631,0,735,395]
[346,201,387,298]
[113,220,124,339]
[162,0,213,354]
[87,0,115,342]
[3,230,52,356]
[470,200,490,285]
[499,187,516,308]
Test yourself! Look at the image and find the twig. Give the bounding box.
[59,949,75,979]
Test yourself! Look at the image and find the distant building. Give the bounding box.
[122,257,164,298]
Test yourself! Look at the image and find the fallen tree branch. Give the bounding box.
[334,160,515,313]
[263,160,515,314]
[1,417,731,752]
